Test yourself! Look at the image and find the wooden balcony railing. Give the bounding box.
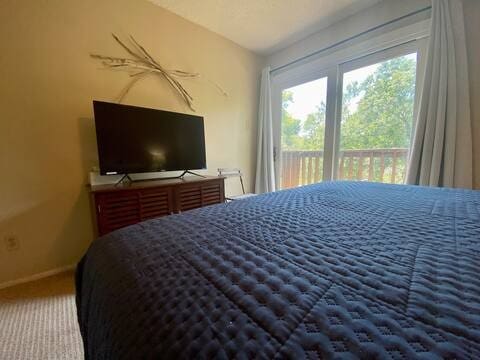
[280,148,409,189]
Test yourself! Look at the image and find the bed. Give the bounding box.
[76,181,480,359]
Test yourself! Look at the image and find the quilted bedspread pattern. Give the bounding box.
[76,181,480,359]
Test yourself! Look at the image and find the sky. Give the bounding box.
[284,52,417,120]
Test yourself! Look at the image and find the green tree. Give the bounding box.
[281,91,302,150]
[280,55,416,152]
[302,102,326,150]
[340,56,417,150]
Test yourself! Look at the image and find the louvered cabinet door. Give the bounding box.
[91,177,225,236]
[176,179,225,212]
[177,185,202,211]
[96,191,140,235]
[201,182,223,206]
[139,188,173,220]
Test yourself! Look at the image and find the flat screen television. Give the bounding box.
[93,101,206,175]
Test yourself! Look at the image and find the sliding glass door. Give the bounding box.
[273,41,424,188]
[336,52,418,184]
[279,77,328,189]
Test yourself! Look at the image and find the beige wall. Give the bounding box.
[0,0,263,285]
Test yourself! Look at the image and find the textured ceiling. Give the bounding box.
[148,0,384,54]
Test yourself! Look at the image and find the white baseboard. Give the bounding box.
[0,264,77,290]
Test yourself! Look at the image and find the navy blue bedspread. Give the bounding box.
[76,181,480,359]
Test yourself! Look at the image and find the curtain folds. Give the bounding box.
[254,67,276,194]
[406,0,472,188]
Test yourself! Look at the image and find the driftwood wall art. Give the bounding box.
[91,34,227,111]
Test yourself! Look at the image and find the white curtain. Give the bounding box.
[255,67,276,193]
[407,0,472,188]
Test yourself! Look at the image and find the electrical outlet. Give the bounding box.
[4,235,20,252]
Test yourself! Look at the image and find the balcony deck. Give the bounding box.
[280,148,409,189]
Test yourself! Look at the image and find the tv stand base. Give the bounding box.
[114,170,206,186]
[178,170,206,179]
[115,174,134,186]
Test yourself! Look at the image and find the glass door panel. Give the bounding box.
[338,53,417,184]
[280,77,328,189]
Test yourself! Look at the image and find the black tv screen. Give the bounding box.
[93,101,206,175]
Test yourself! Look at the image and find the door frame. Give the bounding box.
[270,19,430,188]
[332,40,424,179]
[271,68,336,189]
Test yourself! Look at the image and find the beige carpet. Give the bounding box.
[0,271,84,359]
